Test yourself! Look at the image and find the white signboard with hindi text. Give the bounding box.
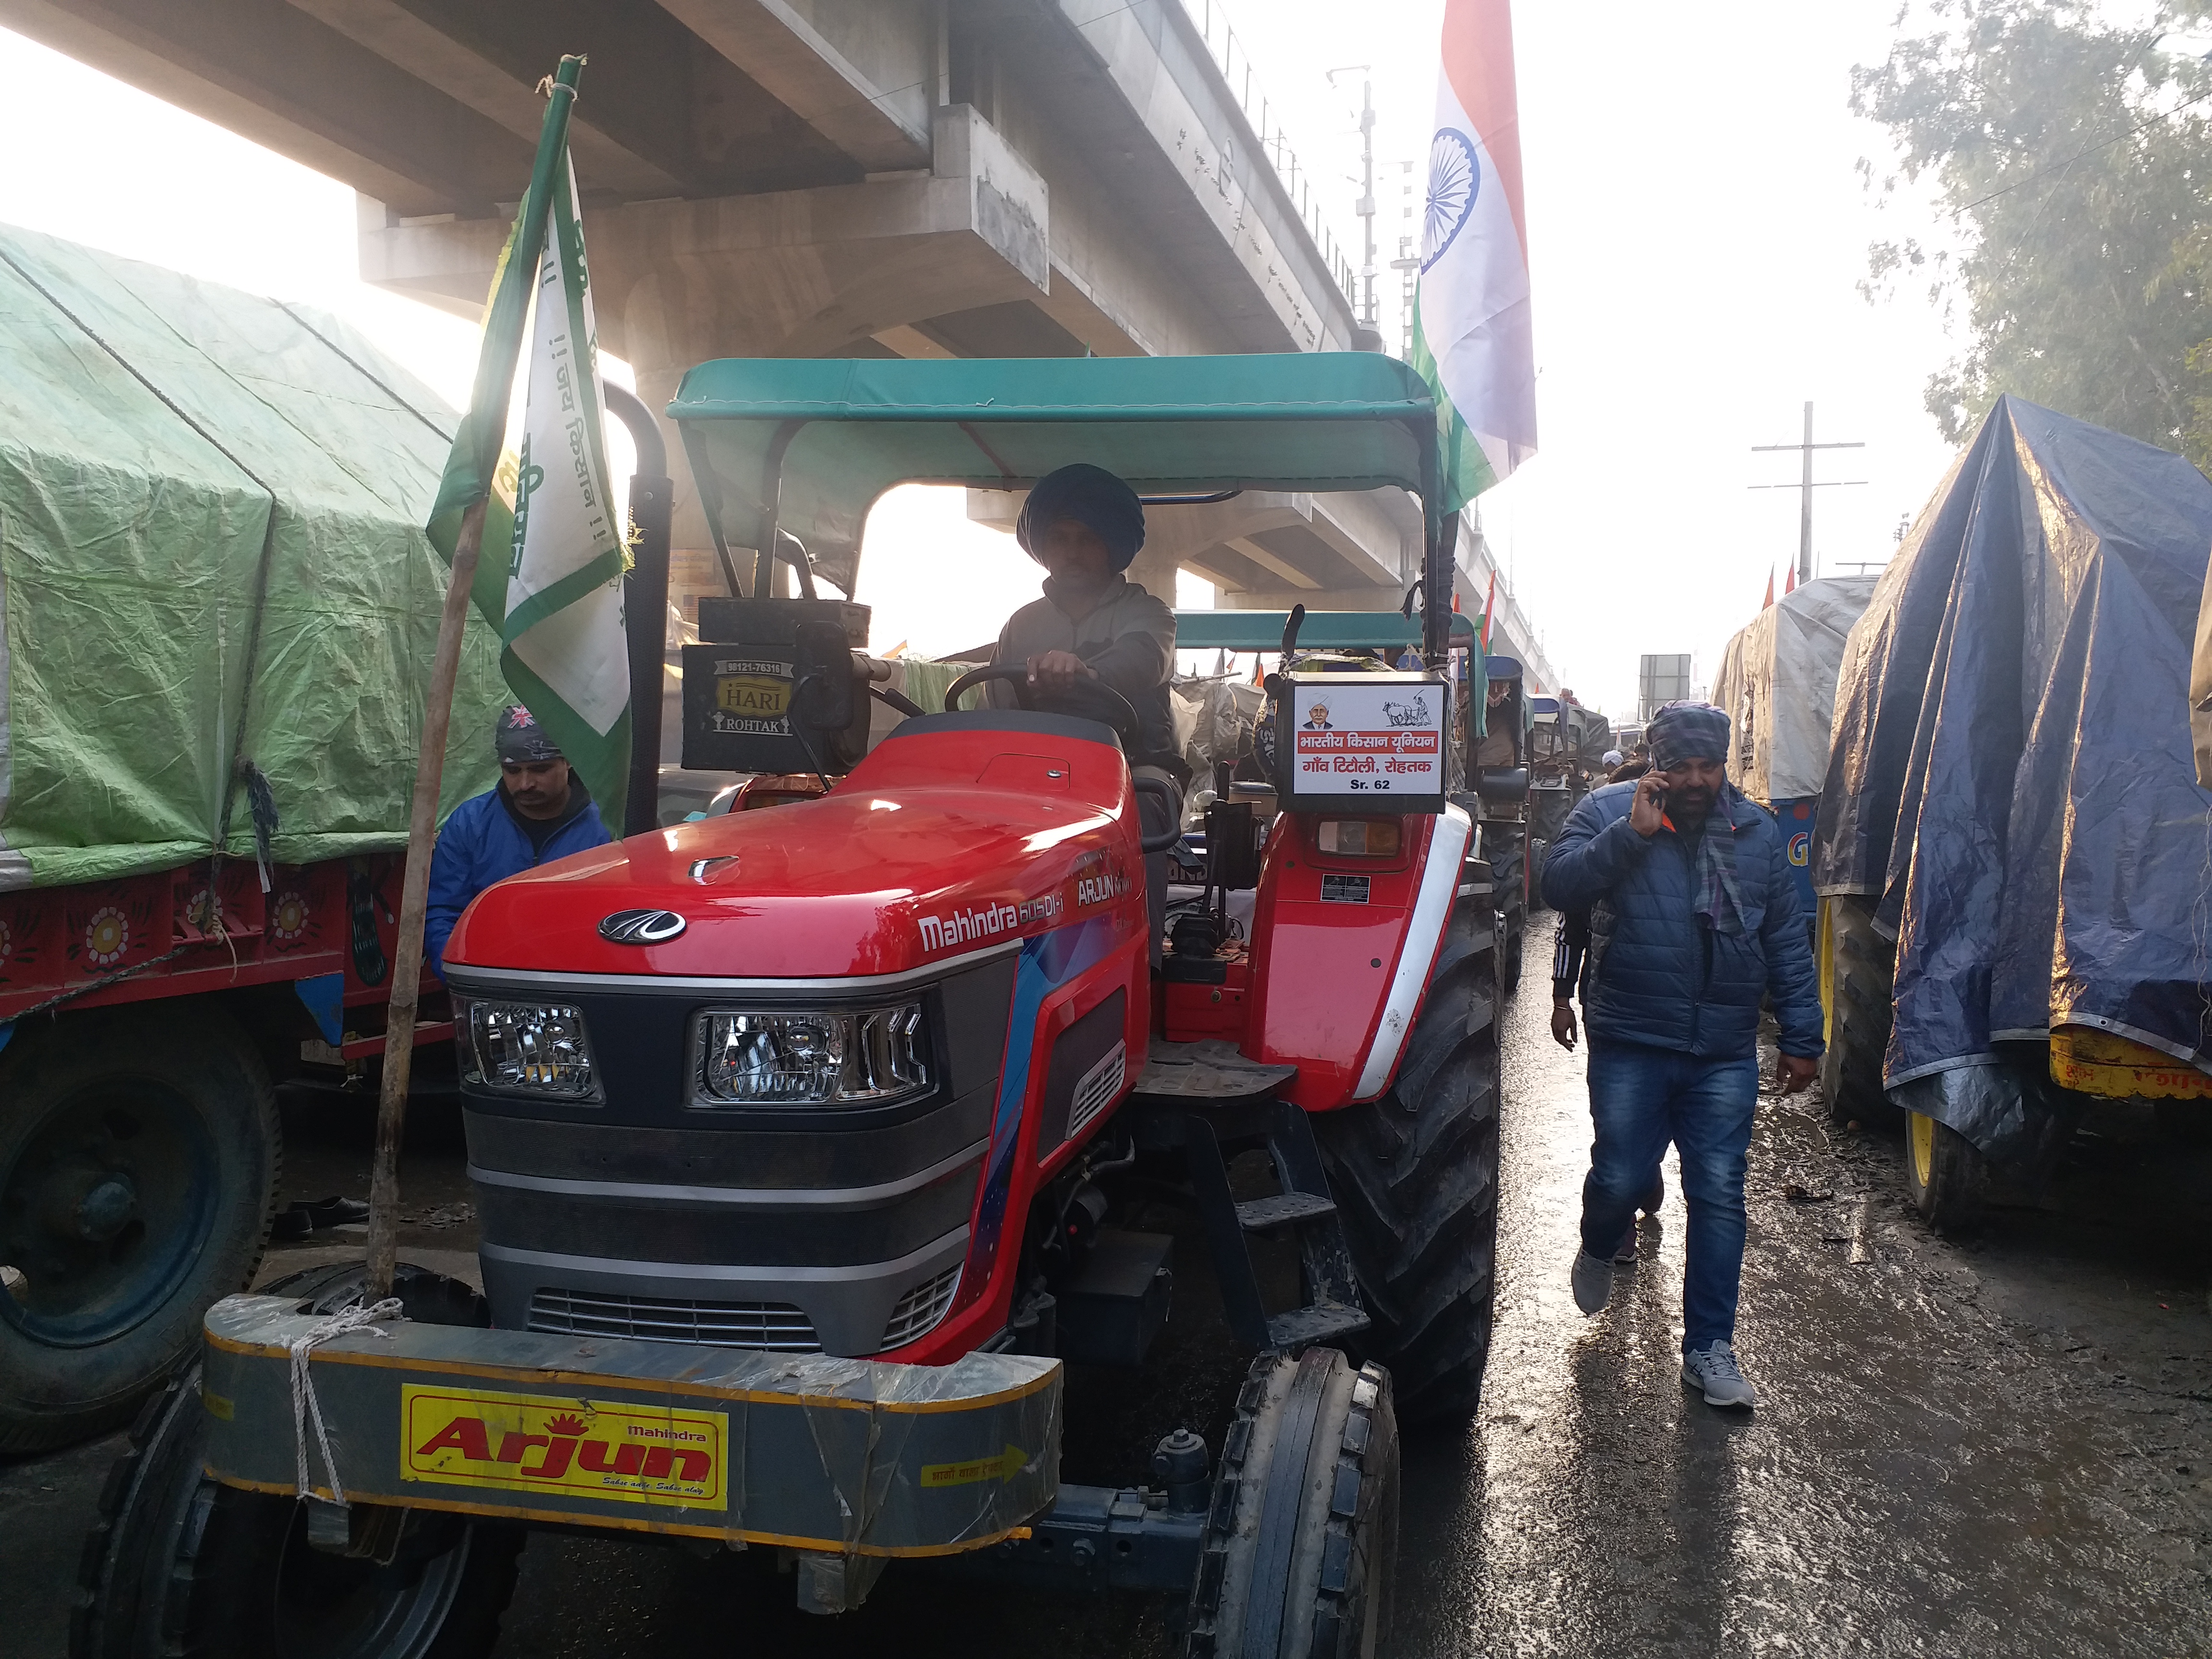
[1279,673,1450,815]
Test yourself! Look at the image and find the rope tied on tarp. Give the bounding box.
[234,757,280,892]
[291,1296,404,1503]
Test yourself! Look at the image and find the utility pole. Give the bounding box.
[1750,402,1866,584]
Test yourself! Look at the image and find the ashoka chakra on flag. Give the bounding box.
[1424,128,1480,272]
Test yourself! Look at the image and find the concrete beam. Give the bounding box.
[872,324,957,359]
[283,0,688,198]
[1225,536,1318,591]
[362,105,1047,362]
[1217,587,1417,613]
[1038,0,1358,352]
[0,0,530,216]
[656,0,935,172]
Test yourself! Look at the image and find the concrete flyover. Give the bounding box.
[4,0,1548,680]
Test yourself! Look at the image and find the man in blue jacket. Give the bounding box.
[425,705,612,978]
[1540,700,1822,1408]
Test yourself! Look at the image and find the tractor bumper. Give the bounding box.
[198,1293,1060,1563]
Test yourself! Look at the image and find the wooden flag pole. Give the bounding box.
[364,496,487,1301]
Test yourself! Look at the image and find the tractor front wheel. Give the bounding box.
[1314,885,1501,1423]
[72,1263,524,1659]
[1184,1348,1399,1659]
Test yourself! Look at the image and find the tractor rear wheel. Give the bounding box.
[1819,897,1899,1130]
[1184,1348,1399,1659]
[1902,1111,1988,1234]
[1482,824,1527,998]
[1314,873,1501,1423]
[71,1262,523,1659]
[1,1004,279,1453]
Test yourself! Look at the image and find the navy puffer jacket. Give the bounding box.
[1539,782,1823,1059]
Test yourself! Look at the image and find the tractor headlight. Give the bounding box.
[690,1004,928,1108]
[457,998,600,1102]
[1315,818,1403,857]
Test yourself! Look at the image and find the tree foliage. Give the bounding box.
[1852,1,2212,462]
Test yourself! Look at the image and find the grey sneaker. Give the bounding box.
[1682,1342,1757,1408]
[1611,1224,1639,1266]
[1571,1248,1613,1314]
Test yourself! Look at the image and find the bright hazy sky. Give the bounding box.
[0,4,1978,711]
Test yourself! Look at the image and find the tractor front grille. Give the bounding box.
[527,1287,822,1353]
[879,1264,962,1351]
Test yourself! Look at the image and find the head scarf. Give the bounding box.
[495,704,562,765]
[1601,748,1624,769]
[1016,464,1146,572]
[1647,701,1730,771]
[1646,701,1745,934]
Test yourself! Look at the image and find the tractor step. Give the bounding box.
[1235,1192,1338,1232]
[1133,1037,1296,1106]
[1182,1103,1370,1356]
[1265,1302,1370,1349]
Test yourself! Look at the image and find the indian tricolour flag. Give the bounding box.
[1410,0,1536,507]
[425,56,630,808]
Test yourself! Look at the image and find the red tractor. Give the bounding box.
[76,355,1502,1658]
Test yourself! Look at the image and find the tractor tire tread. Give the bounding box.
[1314,902,1501,1425]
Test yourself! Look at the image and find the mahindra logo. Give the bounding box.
[599,908,686,945]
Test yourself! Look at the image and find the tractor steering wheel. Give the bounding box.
[941,663,1144,748]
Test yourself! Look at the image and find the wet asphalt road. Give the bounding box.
[12,909,2212,1656]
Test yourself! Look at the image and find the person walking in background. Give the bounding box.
[1539,701,1822,1408]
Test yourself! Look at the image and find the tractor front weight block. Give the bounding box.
[198,1293,1061,1578]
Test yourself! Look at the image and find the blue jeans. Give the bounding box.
[1581,1039,1758,1351]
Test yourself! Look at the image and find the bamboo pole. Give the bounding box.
[364,496,487,1300]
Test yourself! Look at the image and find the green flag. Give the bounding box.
[424,54,630,808]
[495,142,631,803]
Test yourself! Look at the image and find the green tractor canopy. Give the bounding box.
[666,353,1458,654]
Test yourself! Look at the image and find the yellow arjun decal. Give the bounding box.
[400,1385,727,1510]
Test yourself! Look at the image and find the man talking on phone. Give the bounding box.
[1539,700,1822,1408]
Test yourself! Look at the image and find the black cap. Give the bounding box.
[495,704,562,765]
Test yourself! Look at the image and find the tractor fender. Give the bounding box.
[1242,804,1473,1110]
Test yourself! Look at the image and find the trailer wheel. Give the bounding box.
[1903,1111,1987,1233]
[1184,1349,1399,1659]
[72,1262,523,1659]
[0,1005,278,1453]
[1314,879,1500,1423]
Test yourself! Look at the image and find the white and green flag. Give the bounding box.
[498,152,630,800]
[425,54,629,808]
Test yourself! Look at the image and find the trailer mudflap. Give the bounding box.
[199,1294,1060,1556]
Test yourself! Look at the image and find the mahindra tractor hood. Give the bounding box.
[442,715,1145,981]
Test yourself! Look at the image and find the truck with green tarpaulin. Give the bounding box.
[0,227,510,1450]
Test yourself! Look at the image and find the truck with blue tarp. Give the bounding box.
[1814,396,2212,1228]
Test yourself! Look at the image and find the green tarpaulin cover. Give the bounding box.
[0,226,506,890]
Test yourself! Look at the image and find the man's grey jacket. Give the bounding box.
[1540,781,1824,1060]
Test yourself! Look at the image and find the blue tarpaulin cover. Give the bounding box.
[1815,397,2212,1115]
